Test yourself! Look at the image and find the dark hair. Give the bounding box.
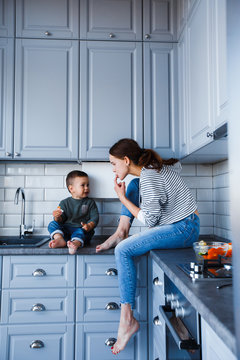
[109,138,178,171]
[66,170,88,189]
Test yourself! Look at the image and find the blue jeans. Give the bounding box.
[48,221,94,246]
[120,178,139,224]
[116,179,200,308]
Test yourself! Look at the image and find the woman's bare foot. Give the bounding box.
[49,234,66,248]
[96,215,131,253]
[67,239,82,255]
[111,307,139,354]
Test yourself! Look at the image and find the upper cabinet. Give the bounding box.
[16,0,79,39]
[144,42,178,158]
[178,0,228,158]
[79,41,143,160]
[0,38,14,159]
[143,0,177,42]
[0,0,14,37]
[80,0,142,41]
[13,39,79,160]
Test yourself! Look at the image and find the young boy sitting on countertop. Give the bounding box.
[48,170,99,254]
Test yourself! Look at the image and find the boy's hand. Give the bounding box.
[53,206,63,221]
[81,221,94,232]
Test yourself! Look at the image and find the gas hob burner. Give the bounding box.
[178,258,232,281]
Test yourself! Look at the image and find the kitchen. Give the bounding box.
[0,0,239,359]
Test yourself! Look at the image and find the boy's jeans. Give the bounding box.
[116,178,200,309]
[48,221,94,246]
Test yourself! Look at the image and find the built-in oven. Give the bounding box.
[161,277,201,360]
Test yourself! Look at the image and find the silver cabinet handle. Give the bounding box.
[31,303,46,312]
[5,152,12,156]
[105,302,119,310]
[32,268,46,277]
[145,34,150,39]
[30,340,44,349]
[109,33,115,38]
[44,31,51,36]
[105,338,117,346]
[105,268,118,276]
[14,152,20,156]
[153,277,163,286]
[153,316,162,326]
[207,132,213,137]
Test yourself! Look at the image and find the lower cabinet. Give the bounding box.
[0,254,147,360]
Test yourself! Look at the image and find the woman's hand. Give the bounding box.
[114,176,126,201]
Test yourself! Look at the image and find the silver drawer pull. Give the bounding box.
[105,338,117,347]
[109,32,115,38]
[105,302,119,311]
[30,340,44,349]
[153,316,162,326]
[32,269,46,277]
[153,277,163,286]
[31,303,46,312]
[105,268,118,276]
[44,31,51,36]
[145,33,150,39]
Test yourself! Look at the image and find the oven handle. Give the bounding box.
[159,306,200,351]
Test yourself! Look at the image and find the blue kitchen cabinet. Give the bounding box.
[0,0,14,37]
[14,39,79,160]
[76,323,148,360]
[16,0,79,39]
[80,0,142,41]
[0,324,74,360]
[79,41,143,160]
[0,38,14,160]
[143,0,177,42]
[76,255,148,360]
[0,255,75,360]
[144,42,179,158]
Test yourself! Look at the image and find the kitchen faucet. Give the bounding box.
[14,187,34,238]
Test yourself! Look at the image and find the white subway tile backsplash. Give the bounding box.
[45,188,70,201]
[198,214,214,227]
[196,164,213,176]
[6,163,44,175]
[197,189,213,201]
[213,187,230,201]
[0,176,25,188]
[0,164,5,175]
[26,176,63,188]
[4,214,21,227]
[100,214,119,227]
[103,200,122,214]
[199,227,214,235]
[184,176,212,189]
[214,214,231,229]
[214,228,232,241]
[0,189,4,201]
[214,201,230,215]
[213,160,229,176]
[213,173,229,188]
[45,163,81,175]
[197,202,213,214]
[0,215,3,227]
[181,164,196,176]
[5,188,44,201]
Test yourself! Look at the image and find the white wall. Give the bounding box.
[0,160,231,239]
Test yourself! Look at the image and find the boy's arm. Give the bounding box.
[82,200,99,232]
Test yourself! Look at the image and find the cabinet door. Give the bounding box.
[14,39,78,160]
[80,0,142,41]
[201,318,237,360]
[76,323,147,360]
[186,0,214,153]
[143,0,177,42]
[16,0,79,39]
[0,0,14,37]
[212,0,228,129]
[144,42,178,158]
[0,38,14,160]
[79,41,143,160]
[0,324,74,360]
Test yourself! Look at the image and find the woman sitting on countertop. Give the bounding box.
[96,138,200,355]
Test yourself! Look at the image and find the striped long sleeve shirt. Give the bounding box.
[137,166,197,227]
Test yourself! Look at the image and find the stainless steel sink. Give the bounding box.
[0,236,50,248]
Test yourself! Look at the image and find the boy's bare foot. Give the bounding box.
[67,239,82,255]
[49,235,66,248]
[111,316,139,354]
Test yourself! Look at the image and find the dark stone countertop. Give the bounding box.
[0,236,113,255]
[150,248,236,356]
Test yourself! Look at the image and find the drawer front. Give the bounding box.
[152,299,166,359]
[0,324,74,360]
[76,322,147,360]
[76,287,147,322]
[1,289,75,324]
[77,255,147,288]
[2,256,75,289]
[152,260,165,304]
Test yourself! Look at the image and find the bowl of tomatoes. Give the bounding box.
[193,240,232,261]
